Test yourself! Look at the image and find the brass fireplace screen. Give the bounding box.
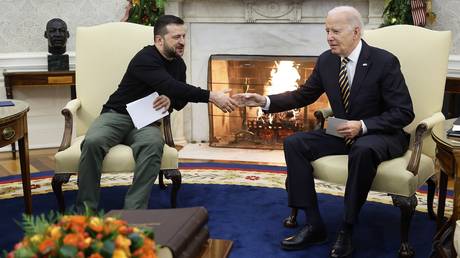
[208,55,329,149]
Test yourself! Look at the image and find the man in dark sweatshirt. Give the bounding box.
[76,15,237,211]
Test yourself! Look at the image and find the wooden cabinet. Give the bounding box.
[3,70,76,100]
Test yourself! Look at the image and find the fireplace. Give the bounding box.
[208,55,329,149]
[161,0,383,145]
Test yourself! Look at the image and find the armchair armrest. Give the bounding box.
[419,112,445,130]
[162,114,176,148]
[314,107,333,129]
[58,99,81,151]
[406,112,445,175]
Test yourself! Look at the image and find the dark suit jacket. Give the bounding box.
[268,40,415,156]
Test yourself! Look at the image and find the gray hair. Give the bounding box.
[328,6,363,34]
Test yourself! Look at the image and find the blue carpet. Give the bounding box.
[0,182,436,257]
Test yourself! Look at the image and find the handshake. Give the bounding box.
[209,90,267,113]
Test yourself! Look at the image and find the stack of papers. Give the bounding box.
[325,117,347,138]
[126,92,169,129]
[447,117,460,138]
[453,117,460,132]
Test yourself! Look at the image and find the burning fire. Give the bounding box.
[266,61,300,95]
[258,61,301,123]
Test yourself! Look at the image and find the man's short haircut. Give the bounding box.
[154,15,184,37]
[328,6,363,34]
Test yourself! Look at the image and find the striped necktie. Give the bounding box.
[339,57,354,146]
[339,57,350,112]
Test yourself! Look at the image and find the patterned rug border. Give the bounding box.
[0,162,452,215]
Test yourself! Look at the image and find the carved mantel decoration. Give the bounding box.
[165,0,384,26]
[244,0,302,23]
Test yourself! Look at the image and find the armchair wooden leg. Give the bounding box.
[160,169,182,208]
[391,194,417,258]
[437,170,449,229]
[51,173,72,213]
[283,208,298,228]
[158,171,166,190]
[426,177,437,220]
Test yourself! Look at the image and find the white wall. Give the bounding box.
[1,0,460,149]
[0,0,125,150]
[0,0,125,53]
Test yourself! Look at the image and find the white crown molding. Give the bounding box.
[0,51,75,73]
[448,54,460,77]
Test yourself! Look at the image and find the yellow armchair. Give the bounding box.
[51,22,181,212]
[284,25,451,258]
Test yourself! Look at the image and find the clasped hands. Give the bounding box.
[152,91,267,114]
[209,91,267,113]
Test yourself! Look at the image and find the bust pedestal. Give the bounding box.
[48,54,69,71]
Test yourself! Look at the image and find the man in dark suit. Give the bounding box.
[233,6,414,258]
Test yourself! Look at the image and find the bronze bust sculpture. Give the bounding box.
[44,18,70,71]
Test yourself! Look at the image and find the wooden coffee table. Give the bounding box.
[197,239,233,258]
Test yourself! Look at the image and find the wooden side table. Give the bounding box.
[445,77,460,118]
[431,118,460,257]
[2,70,75,158]
[0,99,31,214]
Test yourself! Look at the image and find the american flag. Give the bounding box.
[411,0,426,26]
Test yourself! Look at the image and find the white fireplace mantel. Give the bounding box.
[165,0,385,143]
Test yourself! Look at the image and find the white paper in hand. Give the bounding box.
[126,92,169,129]
[325,117,348,138]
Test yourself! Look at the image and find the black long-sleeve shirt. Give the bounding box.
[102,45,210,114]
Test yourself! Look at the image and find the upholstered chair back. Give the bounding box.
[363,25,451,158]
[284,26,452,257]
[75,22,154,136]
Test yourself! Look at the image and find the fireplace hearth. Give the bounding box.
[208,55,329,149]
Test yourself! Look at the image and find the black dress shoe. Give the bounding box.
[280,224,327,250]
[330,230,354,258]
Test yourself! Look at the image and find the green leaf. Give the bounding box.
[381,0,414,27]
[87,241,103,255]
[126,0,166,26]
[58,245,78,258]
[100,240,115,258]
[141,227,154,239]
[128,233,144,251]
[12,247,35,258]
[18,211,60,237]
